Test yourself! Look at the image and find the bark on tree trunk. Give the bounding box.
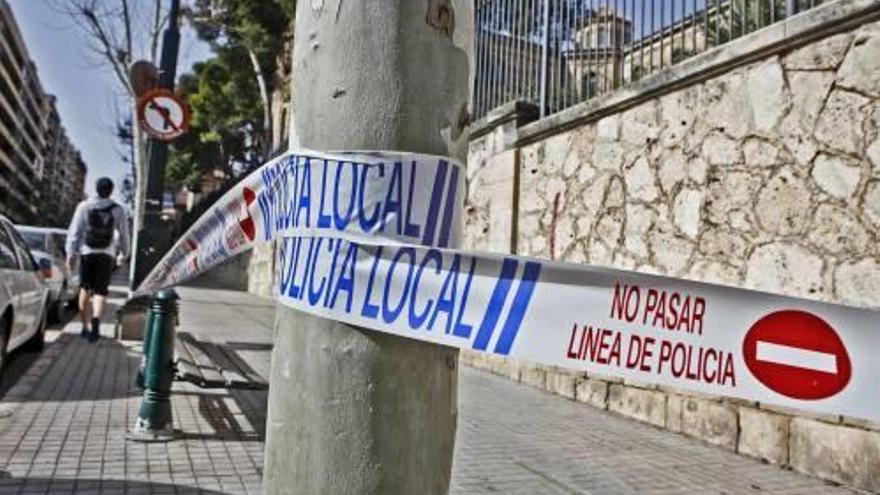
[247,47,273,157]
[262,1,471,494]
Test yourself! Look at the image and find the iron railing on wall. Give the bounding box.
[474,0,824,120]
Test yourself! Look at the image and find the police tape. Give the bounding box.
[139,150,880,422]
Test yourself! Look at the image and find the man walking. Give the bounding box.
[66,177,131,342]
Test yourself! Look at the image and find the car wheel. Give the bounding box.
[22,309,45,353]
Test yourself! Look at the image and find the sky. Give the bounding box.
[8,0,213,199]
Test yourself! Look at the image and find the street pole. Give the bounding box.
[131,0,181,289]
[262,1,471,494]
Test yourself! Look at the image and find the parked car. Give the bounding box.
[14,226,78,320]
[0,215,50,375]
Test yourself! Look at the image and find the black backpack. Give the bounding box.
[84,203,118,249]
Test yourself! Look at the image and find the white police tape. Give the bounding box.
[139,150,880,422]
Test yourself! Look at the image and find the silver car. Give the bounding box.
[0,215,50,373]
[15,226,79,321]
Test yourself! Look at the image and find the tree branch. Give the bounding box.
[121,0,133,66]
[79,6,133,95]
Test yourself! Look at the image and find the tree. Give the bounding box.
[52,0,171,231]
[165,43,265,190]
[186,0,292,158]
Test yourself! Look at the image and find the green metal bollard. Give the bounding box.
[135,303,157,389]
[130,289,179,442]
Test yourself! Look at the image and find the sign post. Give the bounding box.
[131,0,183,289]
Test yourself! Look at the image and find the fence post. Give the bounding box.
[786,0,798,18]
[539,0,551,117]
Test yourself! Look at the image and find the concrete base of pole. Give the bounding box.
[126,425,178,444]
[263,307,458,495]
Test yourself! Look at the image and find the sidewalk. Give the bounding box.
[0,285,858,494]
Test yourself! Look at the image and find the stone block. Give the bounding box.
[607,385,666,428]
[744,242,825,299]
[587,371,624,384]
[666,394,684,433]
[841,415,880,433]
[790,418,880,491]
[747,58,787,133]
[624,156,659,202]
[491,356,521,381]
[755,168,812,236]
[687,260,740,286]
[468,351,494,370]
[811,153,862,201]
[458,350,476,367]
[681,398,738,450]
[519,363,547,389]
[807,204,870,256]
[783,32,851,71]
[814,90,869,156]
[702,132,741,166]
[478,149,517,186]
[672,188,704,239]
[834,258,880,309]
[738,407,790,465]
[545,370,577,400]
[836,30,880,98]
[113,296,150,341]
[574,378,608,409]
[758,403,841,425]
[864,180,880,230]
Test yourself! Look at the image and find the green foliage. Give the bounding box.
[167,0,293,189]
[190,0,291,77]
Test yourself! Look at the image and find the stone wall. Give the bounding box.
[247,241,277,299]
[464,2,880,491]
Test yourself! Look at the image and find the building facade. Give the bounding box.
[0,1,86,226]
[40,96,86,228]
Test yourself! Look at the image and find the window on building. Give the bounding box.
[596,27,608,47]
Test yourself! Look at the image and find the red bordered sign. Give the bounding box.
[137,88,190,141]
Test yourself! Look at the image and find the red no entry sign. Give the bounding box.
[743,310,851,400]
[137,88,190,141]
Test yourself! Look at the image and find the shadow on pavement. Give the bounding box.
[2,334,142,403]
[0,472,234,494]
[0,305,79,398]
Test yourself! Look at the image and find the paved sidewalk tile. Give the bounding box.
[0,288,264,494]
[451,366,856,495]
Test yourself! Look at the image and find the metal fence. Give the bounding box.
[473,0,825,119]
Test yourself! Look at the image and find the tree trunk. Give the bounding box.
[129,103,149,286]
[262,1,471,494]
[246,47,272,158]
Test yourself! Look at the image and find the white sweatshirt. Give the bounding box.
[65,197,131,260]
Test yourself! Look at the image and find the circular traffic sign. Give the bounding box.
[743,310,851,400]
[137,88,190,141]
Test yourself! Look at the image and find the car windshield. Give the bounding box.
[18,231,46,252]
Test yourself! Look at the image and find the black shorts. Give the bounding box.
[80,253,114,295]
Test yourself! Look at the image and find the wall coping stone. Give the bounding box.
[469,100,539,141]
[511,0,880,147]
